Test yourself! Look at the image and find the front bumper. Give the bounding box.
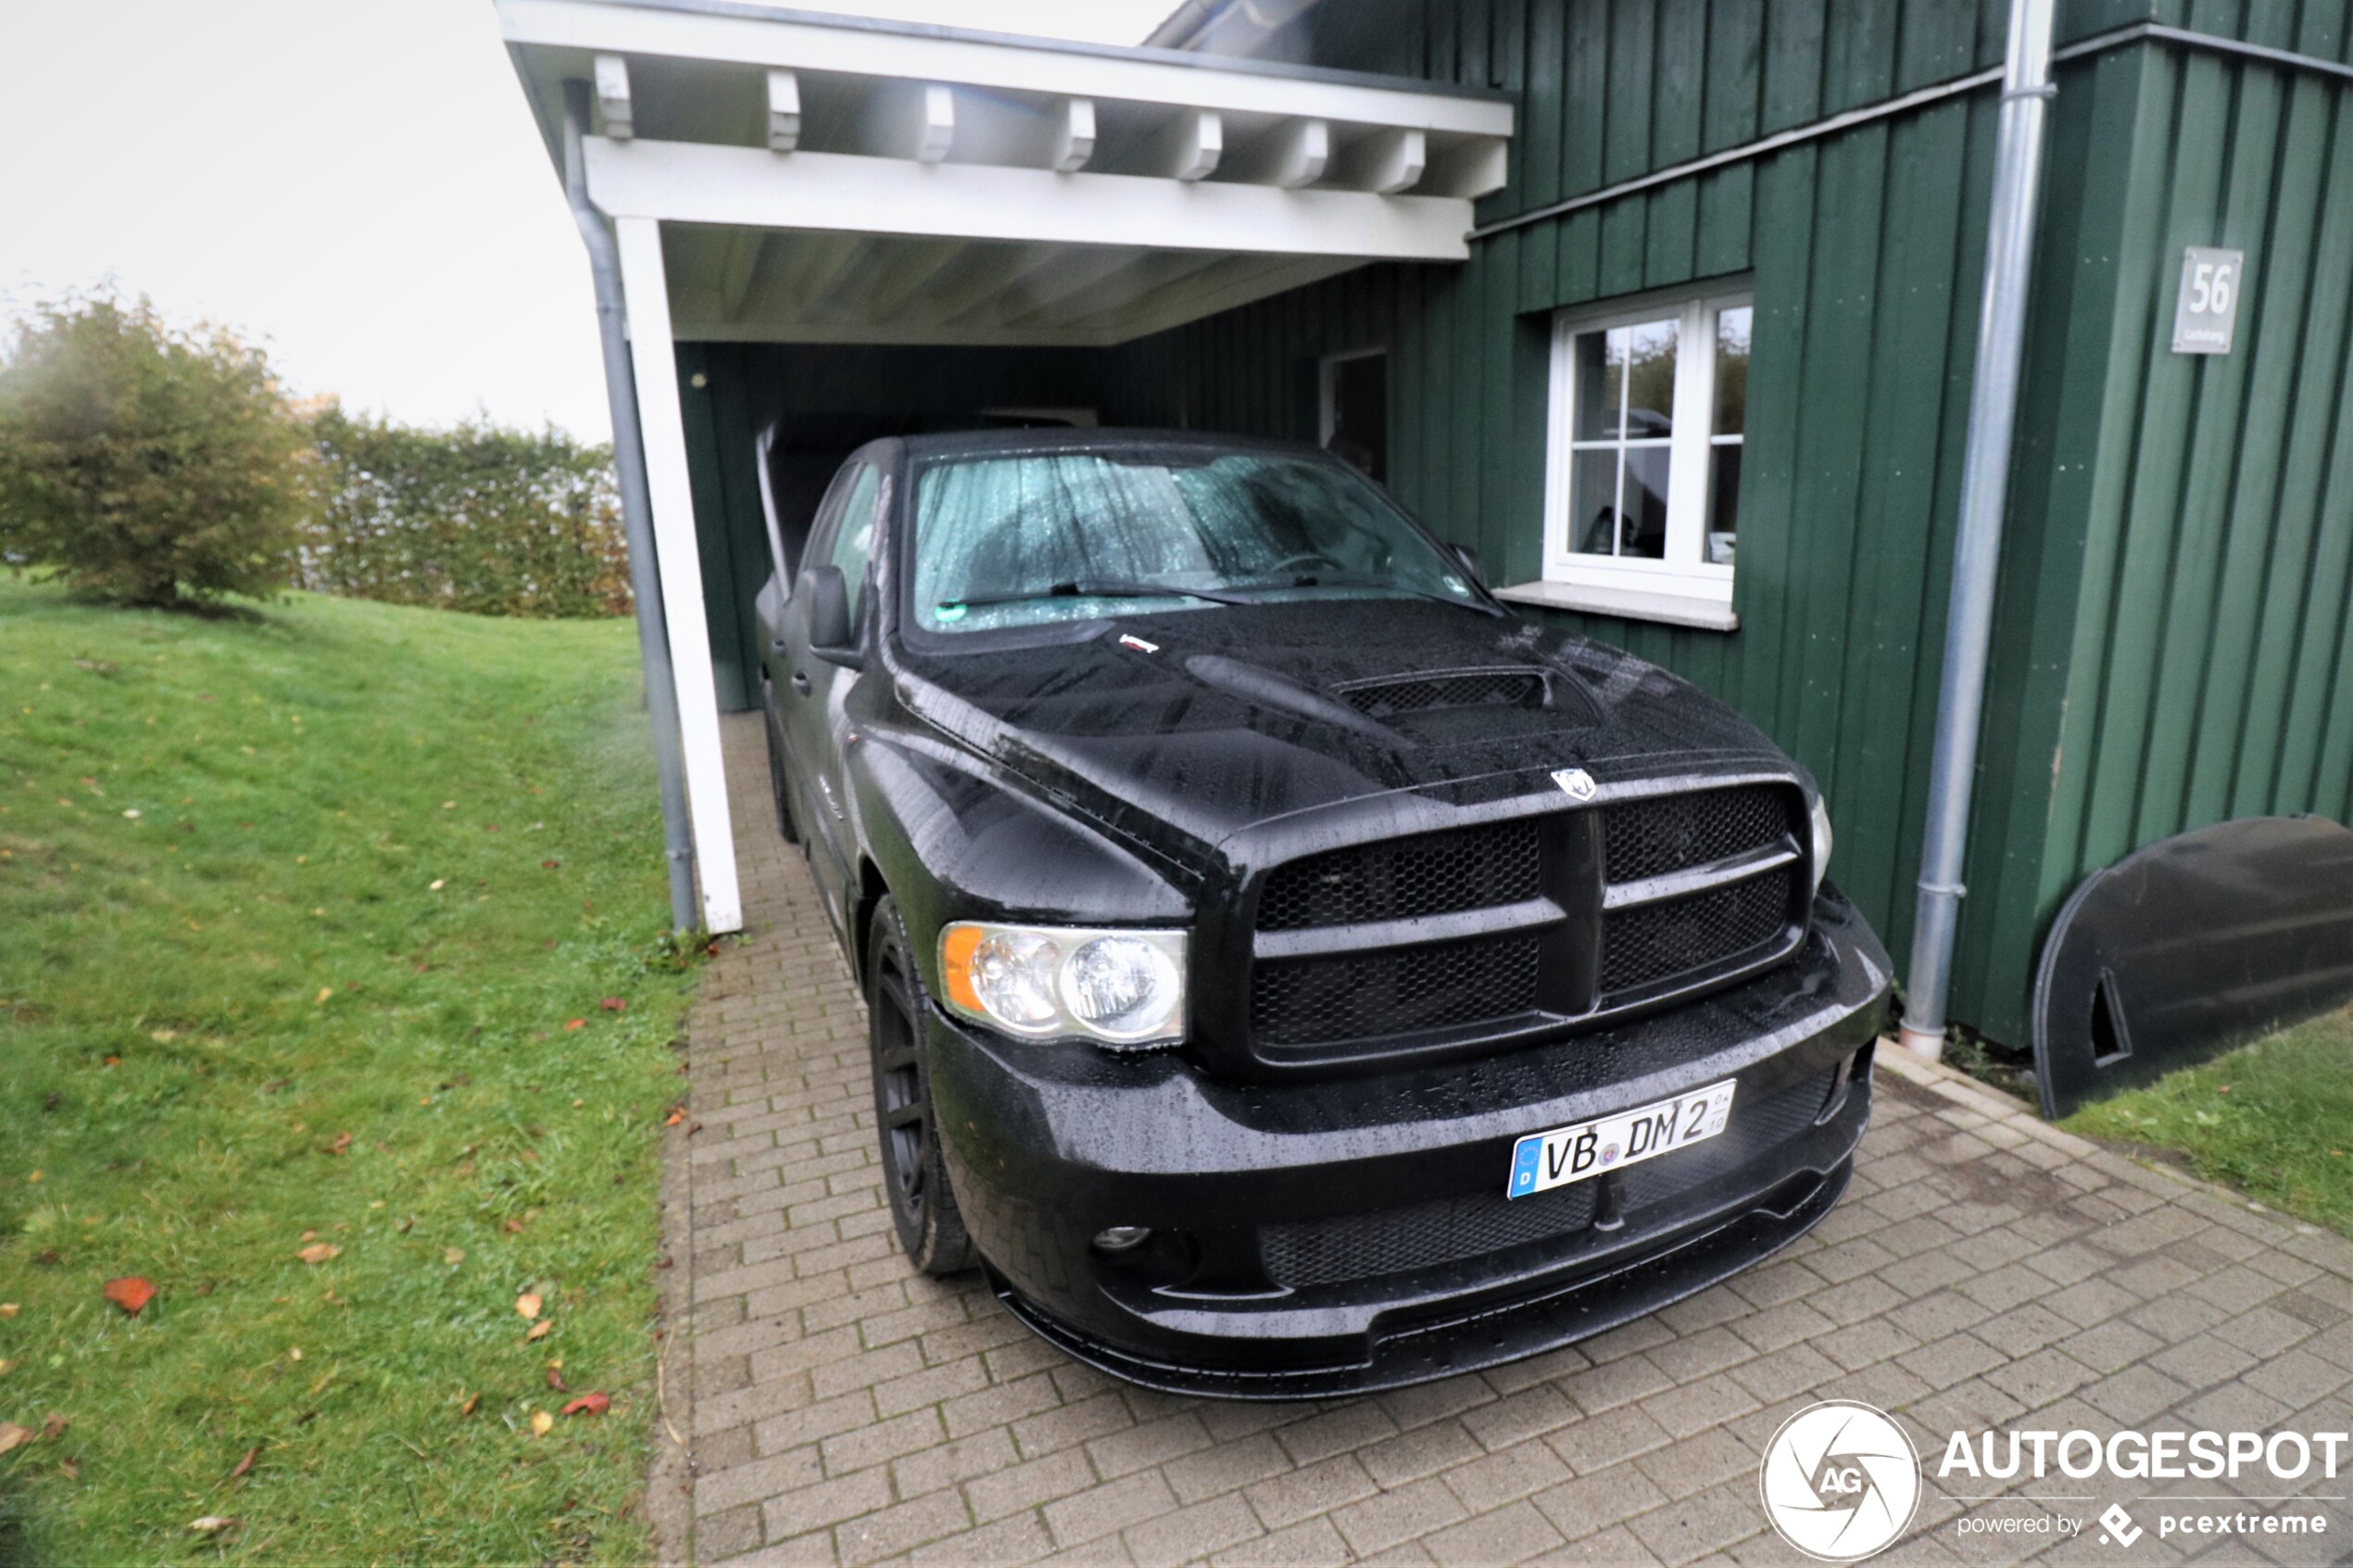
[927,886,1892,1399]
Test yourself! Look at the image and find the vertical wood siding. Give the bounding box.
[1105,9,2353,1047]
[2042,19,2353,935]
[678,2,2353,1048]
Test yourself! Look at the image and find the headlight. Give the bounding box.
[1809,795,1834,895]
[938,922,1187,1048]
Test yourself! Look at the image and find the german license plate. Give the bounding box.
[1506,1081,1737,1198]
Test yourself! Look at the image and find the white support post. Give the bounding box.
[766,68,800,152]
[593,52,634,140]
[612,216,743,935]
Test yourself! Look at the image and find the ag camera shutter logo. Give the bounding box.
[1759,1401,1922,1562]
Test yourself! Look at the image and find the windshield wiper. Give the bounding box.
[938,579,1259,610]
[1228,572,1501,614]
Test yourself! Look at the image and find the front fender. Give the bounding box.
[845,721,1195,1001]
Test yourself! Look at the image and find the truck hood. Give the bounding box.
[889,599,1792,869]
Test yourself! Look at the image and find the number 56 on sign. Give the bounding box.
[2173,245,2245,355]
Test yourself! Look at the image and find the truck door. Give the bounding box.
[778,460,880,945]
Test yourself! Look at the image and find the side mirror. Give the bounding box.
[803,565,864,670]
[1449,543,1486,587]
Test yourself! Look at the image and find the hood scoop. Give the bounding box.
[1331,668,1556,721]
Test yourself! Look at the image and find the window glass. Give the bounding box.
[1624,320,1677,433]
[1572,332,1620,440]
[1708,305,1750,566]
[1551,292,1751,589]
[1567,317,1677,558]
[908,451,1479,634]
[822,465,880,634]
[1713,307,1750,435]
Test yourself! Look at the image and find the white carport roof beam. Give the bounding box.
[501,0,1514,138]
[583,138,1476,262]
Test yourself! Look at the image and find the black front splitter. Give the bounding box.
[986,1158,1851,1401]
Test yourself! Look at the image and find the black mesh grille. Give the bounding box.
[1601,868,1795,995]
[1603,785,1796,884]
[1338,671,1544,719]
[1256,819,1543,933]
[1620,1067,1837,1210]
[1250,933,1542,1048]
[1262,1181,1596,1288]
[1259,1066,1837,1289]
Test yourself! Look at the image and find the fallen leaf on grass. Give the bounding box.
[563,1019,586,1032]
[324,1132,352,1156]
[0,1424,31,1455]
[546,1367,568,1392]
[541,859,560,870]
[295,1244,340,1265]
[103,1276,157,1316]
[503,1218,525,1234]
[0,1304,15,1318]
[526,1321,553,1343]
[561,1394,610,1417]
[313,987,333,1006]
[599,997,626,1012]
[227,1446,260,1481]
[40,1416,64,1441]
[444,1248,465,1266]
[58,1457,79,1481]
[529,1411,553,1437]
[514,1292,542,1320]
[458,1393,480,1418]
[428,879,446,892]
[663,1105,686,1127]
[187,1516,238,1535]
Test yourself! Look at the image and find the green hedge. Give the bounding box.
[302,405,632,619]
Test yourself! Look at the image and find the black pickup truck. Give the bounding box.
[757,427,1891,1398]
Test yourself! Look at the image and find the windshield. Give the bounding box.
[908,450,1482,634]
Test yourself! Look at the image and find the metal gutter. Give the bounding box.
[1898,0,2058,1061]
[1467,21,2353,244]
[511,0,1511,101]
[563,77,701,934]
[1144,0,1327,53]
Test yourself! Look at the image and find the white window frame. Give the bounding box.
[1540,287,1751,609]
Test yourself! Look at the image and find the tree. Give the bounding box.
[303,406,631,619]
[0,295,308,608]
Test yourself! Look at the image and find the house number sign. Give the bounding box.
[2172,246,2245,354]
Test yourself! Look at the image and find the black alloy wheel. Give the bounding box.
[866,896,975,1275]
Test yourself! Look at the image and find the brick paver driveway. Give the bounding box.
[657,716,2353,1567]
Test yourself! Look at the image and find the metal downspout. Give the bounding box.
[562,79,699,934]
[1897,0,2058,1060]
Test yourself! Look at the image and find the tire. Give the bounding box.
[762,689,800,845]
[865,896,975,1276]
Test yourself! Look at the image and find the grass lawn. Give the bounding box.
[2064,1006,2353,1240]
[0,581,700,1563]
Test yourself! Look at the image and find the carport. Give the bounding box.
[497,0,1516,934]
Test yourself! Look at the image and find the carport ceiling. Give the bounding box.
[500,0,1515,347]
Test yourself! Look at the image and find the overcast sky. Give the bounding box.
[0,0,1175,442]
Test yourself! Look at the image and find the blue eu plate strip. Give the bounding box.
[1508,1135,1541,1199]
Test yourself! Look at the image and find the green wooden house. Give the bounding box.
[503,0,2353,1051]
